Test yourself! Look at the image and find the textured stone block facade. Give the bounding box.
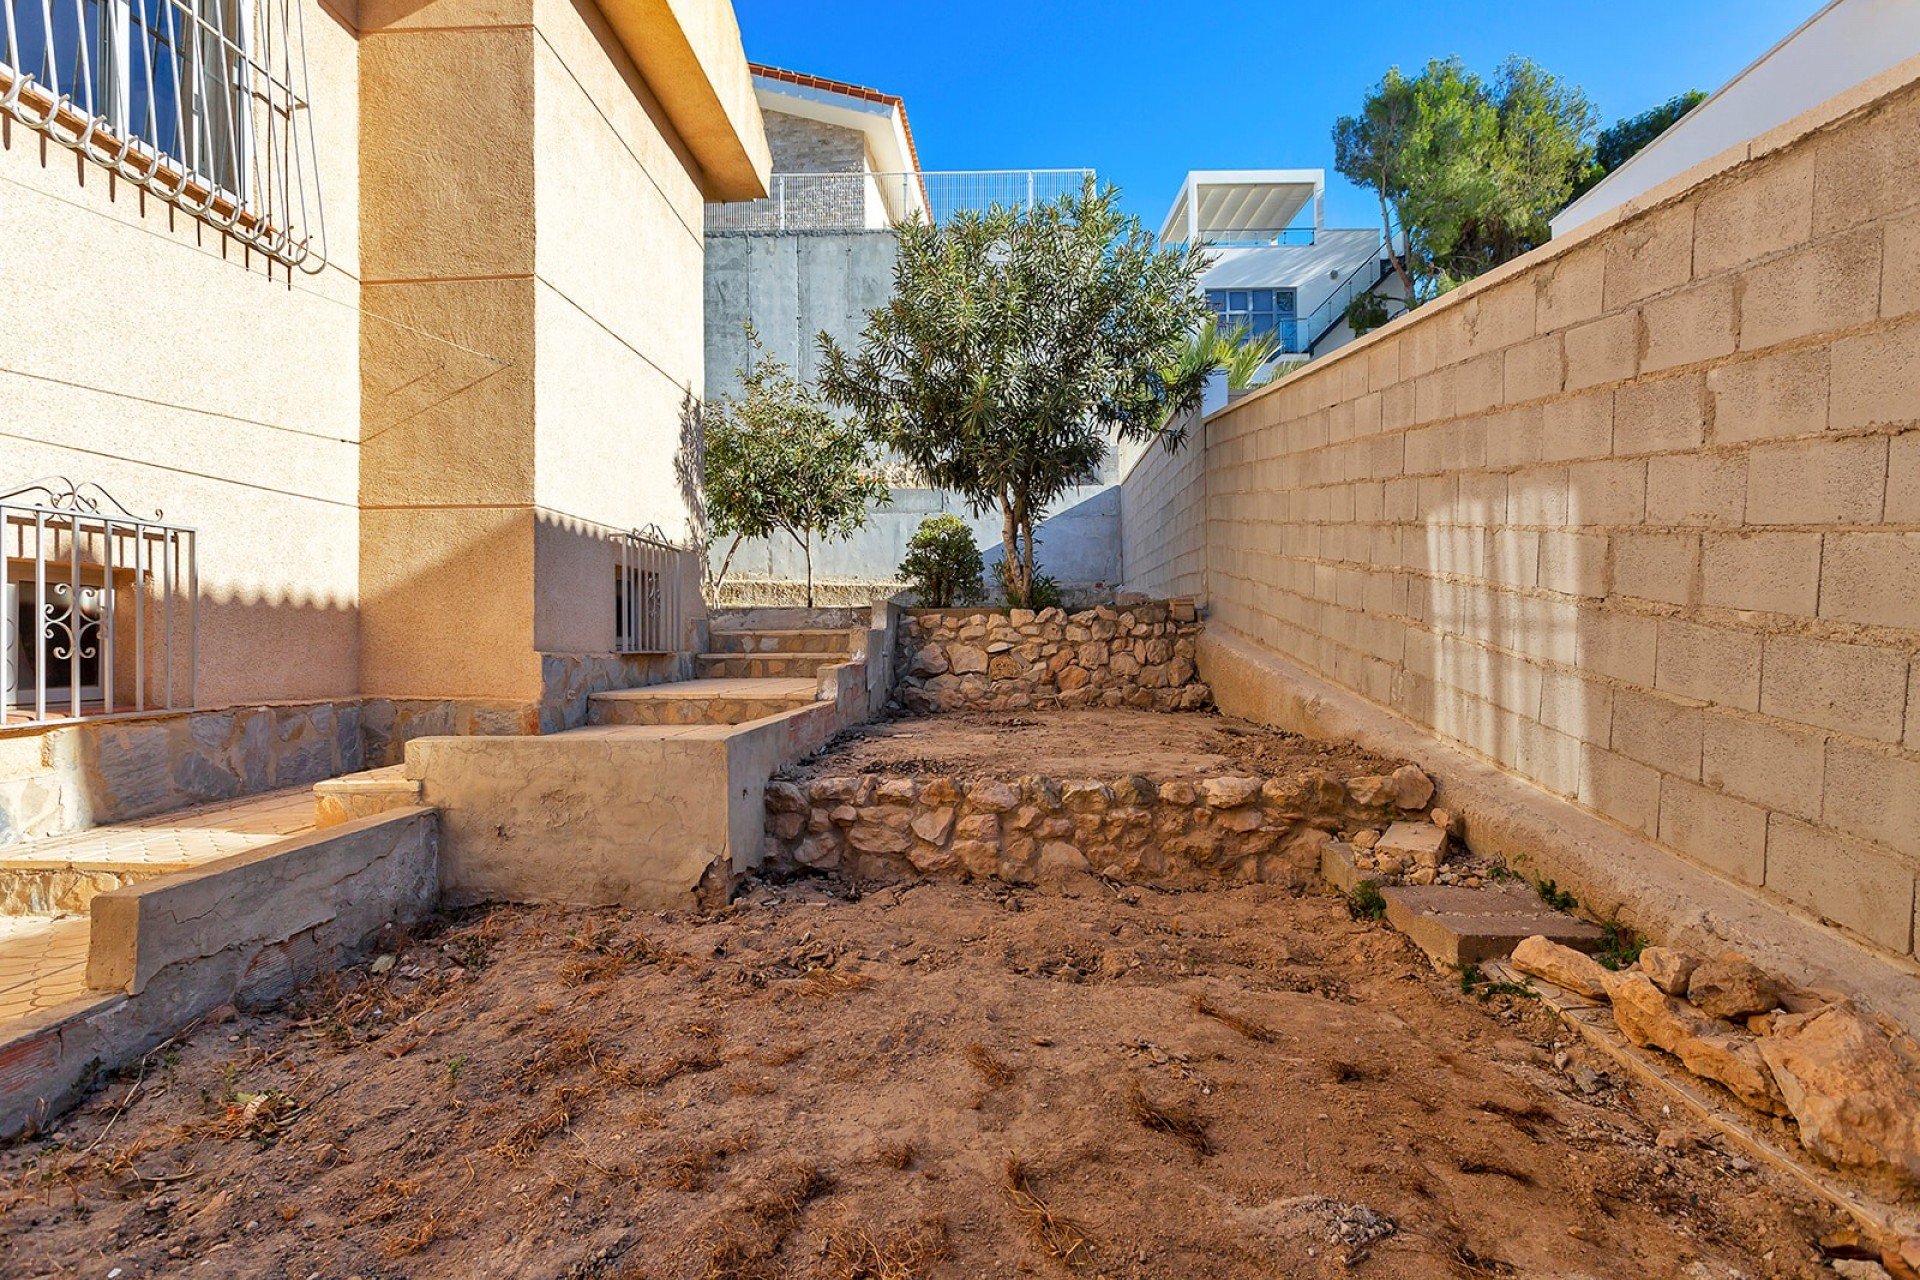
[764,764,1438,888]
[1120,70,1920,958]
[893,603,1209,714]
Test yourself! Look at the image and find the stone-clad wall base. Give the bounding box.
[895,601,1209,714]
[765,764,1438,888]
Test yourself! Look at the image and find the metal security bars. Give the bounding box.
[1,477,198,725]
[615,527,686,656]
[0,0,327,270]
[707,169,1094,234]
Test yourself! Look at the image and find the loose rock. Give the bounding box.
[1686,956,1780,1021]
[1757,1002,1920,1183]
[1638,945,1701,996]
[1511,934,1609,999]
[1603,971,1786,1115]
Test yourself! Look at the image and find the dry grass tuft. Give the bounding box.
[1126,1082,1213,1159]
[491,1087,583,1163]
[963,1043,1015,1088]
[600,1045,722,1090]
[800,970,873,998]
[701,1158,834,1280]
[1000,1158,1094,1267]
[1191,993,1278,1043]
[873,1140,917,1171]
[378,1207,442,1259]
[822,1215,951,1279]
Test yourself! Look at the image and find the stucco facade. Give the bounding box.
[2,0,768,824]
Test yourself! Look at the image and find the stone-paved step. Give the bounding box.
[0,788,314,916]
[1380,883,1607,968]
[0,914,92,1032]
[313,765,422,828]
[694,652,847,680]
[590,677,821,727]
[708,628,860,655]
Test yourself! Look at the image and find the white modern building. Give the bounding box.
[1553,0,1920,236]
[1159,170,1399,371]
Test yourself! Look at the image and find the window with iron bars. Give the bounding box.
[0,0,327,269]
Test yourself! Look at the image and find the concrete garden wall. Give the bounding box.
[763,762,1439,887]
[1118,62,1920,961]
[894,603,1210,714]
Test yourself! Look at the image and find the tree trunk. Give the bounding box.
[1020,511,1036,606]
[712,533,744,594]
[1375,172,1415,300]
[999,491,1028,608]
[803,532,814,609]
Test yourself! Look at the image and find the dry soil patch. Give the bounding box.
[797,708,1405,782]
[0,878,1844,1279]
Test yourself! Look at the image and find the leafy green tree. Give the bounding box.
[898,514,985,607]
[1334,56,1596,300]
[1573,90,1707,198]
[819,182,1210,608]
[703,327,890,607]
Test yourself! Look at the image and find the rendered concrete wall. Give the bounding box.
[0,0,363,709]
[1124,63,1920,961]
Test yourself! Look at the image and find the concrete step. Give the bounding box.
[695,652,847,680]
[1380,883,1607,968]
[314,765,422,828]
[590,678,821,727]
[708,628,859,655]
[0,787,315,917]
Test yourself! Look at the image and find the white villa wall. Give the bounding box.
[1553,0,1920,236]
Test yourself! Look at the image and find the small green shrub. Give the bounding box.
[1594,921,1645,971]
[995,558,1061,610]
[1533,877,1578,912]
[1346,291,1391,336]
[1347,880,1387,921]
[899,515,984,607]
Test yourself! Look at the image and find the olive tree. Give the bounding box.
[704,327,890,607]
[818,182,1210,608]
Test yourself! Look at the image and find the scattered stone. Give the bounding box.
[1381,883,1606,967]
[1389,765,1434,810]
[1429,807,1454,831]
[1346,775,1394,807]
[1603,971,1786,1115]
[1375,822,1447,868]
[1351,828,1381,850]
[1199,777,1262,808]
[1757,1002,1920,1183]
[1510,934,1609,999]
[1686,957,1780,1021]
[1638,945,1702,996]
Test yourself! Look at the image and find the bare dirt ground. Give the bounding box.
[795,709,1407,781]
[0,877,1844,1280]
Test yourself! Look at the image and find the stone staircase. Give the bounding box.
[592,618,864,727]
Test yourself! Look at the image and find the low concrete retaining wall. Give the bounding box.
[1,809,438,1137]
[763,762,1438,888]
[894,602,1209,714]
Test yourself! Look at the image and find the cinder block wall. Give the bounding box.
[1117,421,1210,601]
[1121,64,1920,959]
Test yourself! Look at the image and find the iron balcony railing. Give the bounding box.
[615,526,688,656]
[0,0,327,269]
[2,476,197,725]
[706,168,1094,233]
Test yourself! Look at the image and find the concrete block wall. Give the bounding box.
[1123,64,1920,960]
[1118,413,1209,600]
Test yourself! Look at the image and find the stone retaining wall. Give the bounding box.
[894,602,1209,714]
[764,762,1438,887]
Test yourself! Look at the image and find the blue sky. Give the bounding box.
[730,0,1818,231]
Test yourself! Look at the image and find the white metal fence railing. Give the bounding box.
[0,0,326,270]
[706,169,1094,233]
[615,527,686,656]
[2,477,197,725]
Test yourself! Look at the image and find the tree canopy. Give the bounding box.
[818,182,1210,607]
[1333,56,1597,300]
[703,326,890,606]
[1574,90,1708,198]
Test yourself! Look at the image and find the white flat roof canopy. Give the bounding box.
[1159,170,1326,244]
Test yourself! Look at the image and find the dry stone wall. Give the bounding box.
[1120,69,1920,960]
[763,762,1438,888]
[895,603,1209,714]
